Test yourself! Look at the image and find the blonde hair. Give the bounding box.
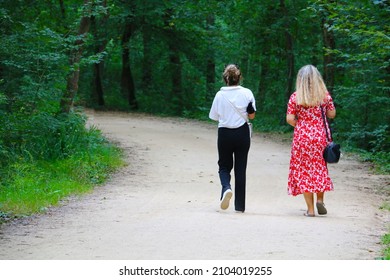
[296,65,328,107]
[223,64,241,86]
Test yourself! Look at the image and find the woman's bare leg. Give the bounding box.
[316,192,327,215]
[317,192,324,203]
[303,192,315,216]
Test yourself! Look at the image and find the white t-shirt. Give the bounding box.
[209,86,256,128]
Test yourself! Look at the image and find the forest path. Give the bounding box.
[0,110,389,260]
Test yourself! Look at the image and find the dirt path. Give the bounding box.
[0,111,389,260]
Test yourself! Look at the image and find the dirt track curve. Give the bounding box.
[0,110,389,260]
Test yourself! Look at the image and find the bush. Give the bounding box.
[0,121,124,219]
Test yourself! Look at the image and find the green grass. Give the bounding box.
[0,139,124,220]
[380,202,390,212]
[382,234,390,260]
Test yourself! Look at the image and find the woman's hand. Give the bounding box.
[326,109,336,119]
[286,114,297,127]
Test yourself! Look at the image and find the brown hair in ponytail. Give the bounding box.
[223,64,242,86]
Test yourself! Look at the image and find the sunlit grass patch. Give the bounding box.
[382,234,390,260]
[0,142,124,218]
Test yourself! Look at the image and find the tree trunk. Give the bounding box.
[59,0,66,19]
[206,14,216,104]
[321,1,336,93]
[165,8,182,115]
[168,40,182,114]
[60,0,91,113]
[92,57,105,106]
[257,55,269,112]
[121,21,138,110]
[280,0,295,103]
[91,0,108,107]
[142,21,152,95]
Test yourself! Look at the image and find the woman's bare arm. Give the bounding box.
[286,114,297,127]
[326,109,336,119]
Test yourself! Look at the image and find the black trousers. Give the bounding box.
[217,123,250,211]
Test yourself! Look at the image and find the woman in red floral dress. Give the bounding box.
[286,65,336,217]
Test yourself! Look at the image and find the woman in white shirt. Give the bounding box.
[209,64,256,212]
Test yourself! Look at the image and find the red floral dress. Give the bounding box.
[287,92,335,196]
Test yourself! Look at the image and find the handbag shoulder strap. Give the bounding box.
[320,105,332,142]
[221,93,249,123]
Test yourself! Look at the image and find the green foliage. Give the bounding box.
[0,112,91,166]
[0,0,125,219]
[303,0,390,172]
[382,234,390,260]
[0,127,124,218]
[357,150,390,174]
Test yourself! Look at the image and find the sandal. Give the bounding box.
[304,211,315,217]
[316,202,327,215]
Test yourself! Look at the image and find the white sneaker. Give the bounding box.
[220,189,233,210]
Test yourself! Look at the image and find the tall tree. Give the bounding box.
[321,0,336,93]
[60,0,92,113]
[280,0,295,103]
[121,20,138,110]
[91,0,109,107]
[142,21,153,96]
[205,13,216,103]
[164,7,183,115]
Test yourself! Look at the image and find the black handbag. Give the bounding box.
[320,106,341,163]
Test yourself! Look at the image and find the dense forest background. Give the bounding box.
[0,0,389,173]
